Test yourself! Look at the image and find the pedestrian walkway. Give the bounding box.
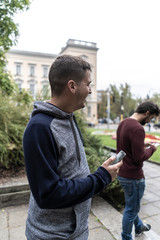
[140,161,160,237]
[0,161,160,240]
[0,200,116,240]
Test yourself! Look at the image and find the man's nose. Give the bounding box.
[89,87,92,94]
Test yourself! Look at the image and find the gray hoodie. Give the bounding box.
[23,101,111,240]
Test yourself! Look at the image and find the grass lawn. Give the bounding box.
[87,128,160,163]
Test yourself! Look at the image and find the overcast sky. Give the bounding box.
[13,0,160,99]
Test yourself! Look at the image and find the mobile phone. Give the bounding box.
[111,150,126,165]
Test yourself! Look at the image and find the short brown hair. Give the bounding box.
[135,101,160,116]
[49,55,91,96]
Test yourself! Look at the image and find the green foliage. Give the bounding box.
[0,0,33,168]
[110,83,137,119]
[75,111,109,173]
[0,88,33,168]
[75,112,124,208]
[98,83,137,121]
[36,85,51,101]
[0,0,31,51]
[148,92,160,107]
[0,0,31,95]
[119,83,137,117]
[97,91,107,119]
[100,178,125,210]
[98,133,116,149]
[0,67,15,95]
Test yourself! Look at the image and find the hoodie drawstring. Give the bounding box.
[69,115,82,166]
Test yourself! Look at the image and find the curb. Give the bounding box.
[0,190,30,208]
[92,196,122,240]
[92,196,160,240]
[0,180,30,208]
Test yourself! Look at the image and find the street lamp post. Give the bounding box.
[107,89,110,129]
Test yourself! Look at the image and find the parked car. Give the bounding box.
[153,122,160,129]
[98,118,113,124]
[85,122,95,127]
[98,118,104,124]
[113,117,120,124]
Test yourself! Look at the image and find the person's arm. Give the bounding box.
[23,122,117,209]
[131,129,156,164]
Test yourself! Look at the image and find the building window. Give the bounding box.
[29,83,35,96]
[28,79,36,97]
[42,84,49,96]
[41,80,49,97]
[15,78,23,90]
[15,63,22,76]
[87,105,91,117]
[17,83,22,90]
[42,65,49,78]
[29,64,35,77]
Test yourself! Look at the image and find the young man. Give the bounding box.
[117,101,160,240]
[23,55,123,240]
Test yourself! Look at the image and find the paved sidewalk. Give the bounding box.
[0,201,116,240]
[1,161,160,240]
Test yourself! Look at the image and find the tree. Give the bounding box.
[119,83,137,117]
[151,93,160,105]
[0,0,31,95]
[144,92,160,106]
[100,83,137,121]
[109,84,121,120]
[97,91,107,119]
[0,0,33,169]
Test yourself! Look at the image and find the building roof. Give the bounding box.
[8,49,58,59]
[8,39,98,58]
[60,39,99,54]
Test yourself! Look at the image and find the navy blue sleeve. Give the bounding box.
[23,116,111,209]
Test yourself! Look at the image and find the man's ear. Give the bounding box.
[68,80,76,93]
[146,110,150,116]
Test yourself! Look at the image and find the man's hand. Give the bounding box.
[101,156,123,182]
[144,142,157,151]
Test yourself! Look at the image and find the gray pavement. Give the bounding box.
[1,161,160,240]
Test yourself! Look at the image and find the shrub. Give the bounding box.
[75,110,125,209]
[100,178,125,210]
[75,111,110,172]
[0,88,32,168]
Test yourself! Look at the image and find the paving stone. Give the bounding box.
[140,202,160,217]
[0,229,8,240]
[10,226,26,240]
[143,192,160,203]
[0,210,7,230]
[143,215,160,235]
[9,208,27,228]
[89,226,115,240]
[89,212,102,229]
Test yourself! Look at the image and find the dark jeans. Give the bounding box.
[118,176,145,240]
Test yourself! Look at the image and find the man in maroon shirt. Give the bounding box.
[117,101,159,240]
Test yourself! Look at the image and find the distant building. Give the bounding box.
[6,39,98,124]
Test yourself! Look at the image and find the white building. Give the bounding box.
[6,39,98,124]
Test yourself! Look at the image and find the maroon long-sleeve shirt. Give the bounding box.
[117,118,156,179]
